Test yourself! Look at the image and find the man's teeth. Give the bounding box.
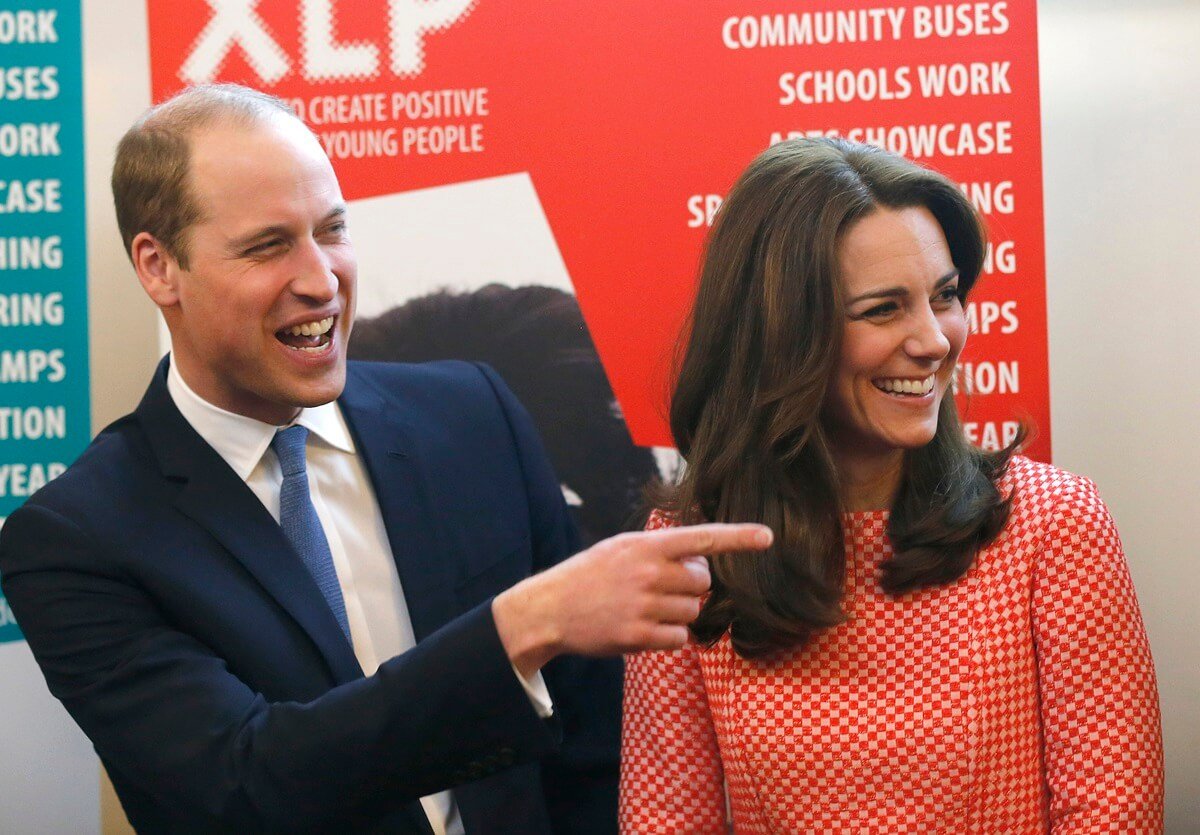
[875,375,935,395]
[286,316,334,337]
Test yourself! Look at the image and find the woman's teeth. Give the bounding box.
[874,375,935,396]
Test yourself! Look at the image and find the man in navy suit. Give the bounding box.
[0,84,770,833]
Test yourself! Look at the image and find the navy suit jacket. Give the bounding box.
[0,358,621,833]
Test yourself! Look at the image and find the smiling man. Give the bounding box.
[0,84,771,834]
[131,100,356,424]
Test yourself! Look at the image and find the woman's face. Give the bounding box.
[823,205,967,462]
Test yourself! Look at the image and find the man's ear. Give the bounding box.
[130,232,182,309]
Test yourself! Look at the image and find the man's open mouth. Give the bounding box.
[276,316,334,352]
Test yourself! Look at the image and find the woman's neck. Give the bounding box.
[832,448,905,512]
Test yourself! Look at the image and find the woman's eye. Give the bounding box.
[935,286,961,304]
[861,302,897,318]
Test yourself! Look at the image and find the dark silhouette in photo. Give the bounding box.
[351,284,659,546]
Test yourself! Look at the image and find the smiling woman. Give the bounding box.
[620,138,1163,833]
[825,205,967,502]
[654,137,1005,649]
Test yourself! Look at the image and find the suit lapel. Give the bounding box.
[338,365,457,643]
[136,359,363,684]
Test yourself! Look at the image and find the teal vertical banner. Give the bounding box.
[0,1,88,643]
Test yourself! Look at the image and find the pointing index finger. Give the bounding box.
[650,523,773,561]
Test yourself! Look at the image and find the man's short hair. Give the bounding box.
[111,83,295,268]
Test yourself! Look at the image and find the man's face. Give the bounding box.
[162,114,357,424]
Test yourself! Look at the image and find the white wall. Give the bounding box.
[0,644,98,834]
[84,0,159,431]
[1039,2,1200,830]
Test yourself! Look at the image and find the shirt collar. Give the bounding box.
[294,397,356,456]
[166,353,356,481]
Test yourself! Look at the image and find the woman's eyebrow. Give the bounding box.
[847,271,959,305]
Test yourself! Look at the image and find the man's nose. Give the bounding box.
[290,239,338,303]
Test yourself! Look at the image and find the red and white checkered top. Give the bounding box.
[620,456,1163,834]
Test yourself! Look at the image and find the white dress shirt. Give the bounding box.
[166,356,552,835]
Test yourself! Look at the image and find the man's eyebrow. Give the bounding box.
[847,270,959,305]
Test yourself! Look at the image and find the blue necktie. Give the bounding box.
[271,425,352,642]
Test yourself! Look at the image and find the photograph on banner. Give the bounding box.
[146,0,1047,541]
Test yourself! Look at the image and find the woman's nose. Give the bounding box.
[904,306,951,361]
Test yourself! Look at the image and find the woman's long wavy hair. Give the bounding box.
[657,137,1019,660]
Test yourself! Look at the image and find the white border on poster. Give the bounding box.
[350,172,574,319]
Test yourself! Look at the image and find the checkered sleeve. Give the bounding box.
[1032,476,1164,833]
[618,511,727,834]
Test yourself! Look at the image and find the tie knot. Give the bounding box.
[271,425,310,477]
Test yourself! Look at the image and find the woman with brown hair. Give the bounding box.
[619,138,1163,833]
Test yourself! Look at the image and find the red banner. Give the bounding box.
[147,0,1048,460]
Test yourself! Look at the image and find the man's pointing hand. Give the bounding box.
[493,524,773,676]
